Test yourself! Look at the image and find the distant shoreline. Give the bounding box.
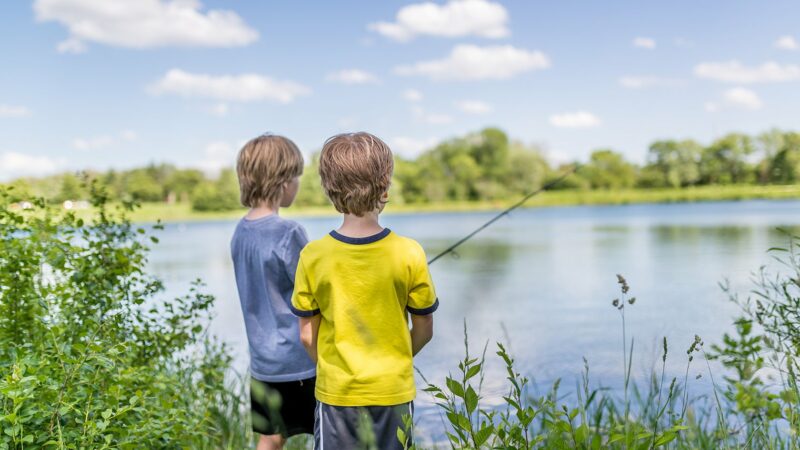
[117,184,800,223]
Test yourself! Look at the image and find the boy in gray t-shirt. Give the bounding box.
[230,134,315,450]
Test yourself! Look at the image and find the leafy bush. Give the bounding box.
[0,183,248,448]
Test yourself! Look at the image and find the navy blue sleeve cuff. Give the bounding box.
[289,303,320,317]
[407,298,439,315]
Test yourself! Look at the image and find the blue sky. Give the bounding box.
[1,0,800,180]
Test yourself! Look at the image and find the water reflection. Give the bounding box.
[145,200,800,427]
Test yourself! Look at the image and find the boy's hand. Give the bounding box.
[409,314,434,356]
[299,316,321,363]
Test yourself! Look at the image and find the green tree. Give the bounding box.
[647,139,702,187]
[191,168,241,212]
[56,172,84,202]
[755,129,785,183]
[470,127,511,182]
[166,169,205,202]
[295,152,329,207]
[123,168,164,202]
[582,149,637,189]
[768,132,800,183]
[700,133,754,184]
[506,142,549,195]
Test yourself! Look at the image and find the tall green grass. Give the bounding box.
[4,183,800,449]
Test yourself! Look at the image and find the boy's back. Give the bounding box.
[231,215,315,381]
[291,228,437,406]
[291,132,438,450]
[231,133,317,448]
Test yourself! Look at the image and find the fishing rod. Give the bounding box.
[427,164,581,265]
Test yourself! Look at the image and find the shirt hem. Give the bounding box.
[289,303,320,317]
[251,367,317,383]
[407,298,439,315]
[315,389,416,407]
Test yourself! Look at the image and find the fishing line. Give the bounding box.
[427,164,581,265]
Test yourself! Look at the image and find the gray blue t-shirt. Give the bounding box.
[230,214,316,382]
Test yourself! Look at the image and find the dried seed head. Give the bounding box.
[612,299,620,307]
[628,297,636,305]
[616,274,630,294]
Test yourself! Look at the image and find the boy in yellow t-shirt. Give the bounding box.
[290,132,438,449]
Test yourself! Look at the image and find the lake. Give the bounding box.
[147,200,800,441]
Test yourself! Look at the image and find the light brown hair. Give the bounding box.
[319,132,394,216]
[236,134,304,207]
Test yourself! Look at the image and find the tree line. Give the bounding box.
[5,128,800,211]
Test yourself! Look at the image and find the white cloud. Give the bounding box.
[121,130,138,141]
[197,141,237,175]
[325,69,379,85]
[412,106,453,125]
[705,87,764,112]
[72,130,137,150]
[0,105,32,118]
[56,37,87,54]
[549,111,601,128]
[694,60,800,83]
[396,44,550,81]
[403,89,423,102]
[775,35,799,51]
[723,87,763,110]
[389,137,438,158]
[149,69,311,103]
[369,0,509,42]
[456,100,492,114]
[206,103,230,117]
[0,152,61,180]
[34,0,258,52]
[633,37,656,49]
[72,135,114,151]
[618,76,684,89]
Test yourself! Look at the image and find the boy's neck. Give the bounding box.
[337,211,383,237]
[246,202,278,220]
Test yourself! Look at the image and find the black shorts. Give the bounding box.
[250,376,316,437]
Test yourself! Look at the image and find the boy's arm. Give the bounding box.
[299,315,321,363]
[409,313,433,356]
[407,242,438,356]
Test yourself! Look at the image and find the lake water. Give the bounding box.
[147,200,800,442]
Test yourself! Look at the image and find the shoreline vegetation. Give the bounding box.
[4,184,800,448]
[4,127,800,224]
[124,184,800,223]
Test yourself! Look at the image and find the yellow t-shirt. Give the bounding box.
[290,228,438,406]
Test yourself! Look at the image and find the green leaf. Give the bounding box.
[465,364,481,380]
[465,386,479,414]
[446,377,465,398]
[654,432,677,446]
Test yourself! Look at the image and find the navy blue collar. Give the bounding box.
[329,228,391,245]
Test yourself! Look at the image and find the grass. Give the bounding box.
[107,184,800,223]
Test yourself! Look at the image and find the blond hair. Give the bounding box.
[236,134,304,207]
[319,132,393,216]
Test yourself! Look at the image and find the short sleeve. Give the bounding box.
[290,255,320,317]
[280,223,309,284]
[407,244,439,315]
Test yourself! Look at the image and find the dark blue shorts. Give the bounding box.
[314,401,414,450]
